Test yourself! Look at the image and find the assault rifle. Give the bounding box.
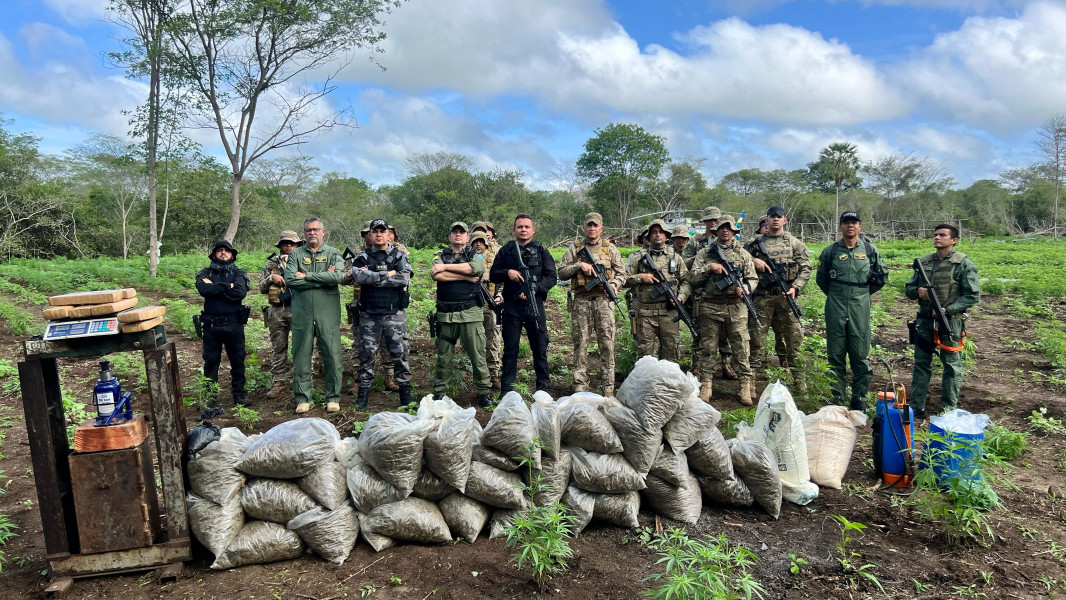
[640,252,698,340]
[479,282,503,320]
[710,243,762,328]
[342,246,358,263]
[912,258,955,346]
[576,246,626,321]
[755,239,802,321]
[514,243,544,331]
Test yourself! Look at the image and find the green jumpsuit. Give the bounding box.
[284,243,345,406]
[904,250,980,413]
[816,238,887,408]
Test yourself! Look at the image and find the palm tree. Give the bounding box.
[820,142,860,236]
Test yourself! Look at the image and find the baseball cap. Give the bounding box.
[766,205,786,217]
[369,218,388,231]
[584,212,603,226]
[450,221,469,232]
[839,211,861,224]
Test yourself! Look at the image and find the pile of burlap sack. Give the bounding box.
[184,356,865,569]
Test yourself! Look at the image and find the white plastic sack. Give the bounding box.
[471,443,520,471]
[358,412,435,495]
[695,474,754,508]
[730,440,782,519]
[686,426,734,481]
[616,356,694,430]
[418,395,480,492]
[363,498,453,544]
[531,448,572,507]
[592,491,640,528]
[482,392,540,468]
[287,503,359,565]
[488,508,522,539]
[335,437,360,468]
[802,406,866,489]
[236,418,340,478]
[649,444,689,487]
[661,375,721,452]
[411,468,456,502]
[559,394,623,454]
[465,462,528,509]
[931,409,989,436]
[188,427,250,505]
[570,448,647,493]
[210,521,305,570]
[357,511,396,553]
[241,478,319,523]
[532,391,562,459]
[346,456,408,514]
[298,461,349,510]
[643,472,702,524]
[186,493,244,559]
[439,493,491,543]
[601,399,663,474]
[561,485,596,534]
[736,381,818,505]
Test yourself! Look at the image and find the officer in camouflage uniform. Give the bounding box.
[816,211,888,410]
[284,217,345,414]
[905,223,979,418]
[688,216,759,404]
[624,219,692,363]
[745,206,811,386]
[671,225,690,255]
[472,221,502,388]
[351,219,414,410]
[559,212,626,396]
[431,222,493,407]
[259,230,304,398]
[344,221,402,393]
[684,206,736,379]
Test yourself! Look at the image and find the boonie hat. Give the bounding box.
[584,212,603,226]
[671,225,690,239]
[450,221,469,232]
[700,206,722,222]
[839,211,861,224]
[471,232,490,246]
[767,205,786,218]
[369,218,389,231]
[647,219,670,234]
[276,230,305,248]
[715,215,741,233]
[360,220,373,235]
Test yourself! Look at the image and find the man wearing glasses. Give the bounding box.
[284,217,345,414]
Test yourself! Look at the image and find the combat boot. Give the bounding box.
[721,362,738,380]
[384,372,400,392]
[477,393,493,408]
[790,369,808,393]
[355,387,370,411]
[699,379,713,402]
[739,379,755,406]
[398,383,415,408]
[265,380,288,399]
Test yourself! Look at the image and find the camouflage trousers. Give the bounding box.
[350,321,393,377]
[263,303,293,384]
[749,294,803,371]
[483,306,501,377]
[434,320,491,395]
[696,301,751,380]
[572,295,617,393]
[357,311,412,388]
[635,303,681,363]
[689,298,732,373]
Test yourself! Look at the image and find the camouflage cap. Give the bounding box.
[700,206,722,222]
[670,225,690,239]
[450,221,469,232]
[647,218,670,235]
[472,220,496,235]
[584,212,603,226]
[470,231,490,246]
[360,220,373,235]
[276,230,305,248]
[715,215,741,232]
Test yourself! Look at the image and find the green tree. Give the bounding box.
[67,134,148,259]
[648,158,707,215]
[1037,114,1066,237]
[806,142,862,229]
[576,123,669,228]
[165,0,402,243]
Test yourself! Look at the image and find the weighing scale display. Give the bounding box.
[44,318,120,341]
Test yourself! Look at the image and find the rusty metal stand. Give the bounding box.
[18,325,191,585]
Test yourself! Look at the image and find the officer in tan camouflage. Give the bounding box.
[559,212,626,396]
[259,230,303,398]
[472,221,502,388]
[624,219,691,362]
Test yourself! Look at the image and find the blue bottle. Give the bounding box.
[93,360,121,426]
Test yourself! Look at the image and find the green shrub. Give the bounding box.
[644,528,764,600]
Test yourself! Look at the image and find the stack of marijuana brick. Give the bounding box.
[45,288,166,332]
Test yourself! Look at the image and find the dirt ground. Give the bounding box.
[0,287,1064,600]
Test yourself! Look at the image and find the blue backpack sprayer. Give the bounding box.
[872,359,916,494]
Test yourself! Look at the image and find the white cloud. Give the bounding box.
[19,22,86,57]
[900,1,1066,130]
[764,127,899,163]
[897,127,988,160]
[40,0,109,25]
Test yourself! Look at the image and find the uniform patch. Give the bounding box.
[855,253,867,260]
[829,269,837,279]
[303,257,312,265]
[315,256,327,263]
[838,254,848,261]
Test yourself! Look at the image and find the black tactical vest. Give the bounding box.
[437,246,481,304]
[357,247,404,313]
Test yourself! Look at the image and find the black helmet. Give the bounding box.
[209,240,238,259]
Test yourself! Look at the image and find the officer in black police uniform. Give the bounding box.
[196,240,250,406]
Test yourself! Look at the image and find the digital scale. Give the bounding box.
[43,318,121,341]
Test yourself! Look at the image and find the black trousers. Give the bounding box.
[500,305,551,394]
[202,322,246,402]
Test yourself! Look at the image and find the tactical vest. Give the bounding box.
[748,233,799,292]
[267,255,289,305]
[436,246,481,305]
[357,247,405,314]
[572,237,615,292]
[917,251,966,307]
[635,247,681,304]
[704,242,747,299]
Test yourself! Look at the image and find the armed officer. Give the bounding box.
[350,219,414,410]
[683,206,736,380]
[558,212,626,396]
[905,224,979,418]
[472,221,503,389]
[623,219,692,363]
[489,214,557,395]
[196,240,250,406]
[745,206,812,387]
[259,230,303,399]
[688,216,758,404]
[816,211,888,410]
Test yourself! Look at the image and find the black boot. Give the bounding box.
[398,384,415,408]
[355,387,370,411]
[477,393,493,408]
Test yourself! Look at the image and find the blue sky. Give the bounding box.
[1,0,1061,190]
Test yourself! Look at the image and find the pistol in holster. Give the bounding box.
[428,310,439,339]
[193,314,204,339]
[346,302,357,326]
